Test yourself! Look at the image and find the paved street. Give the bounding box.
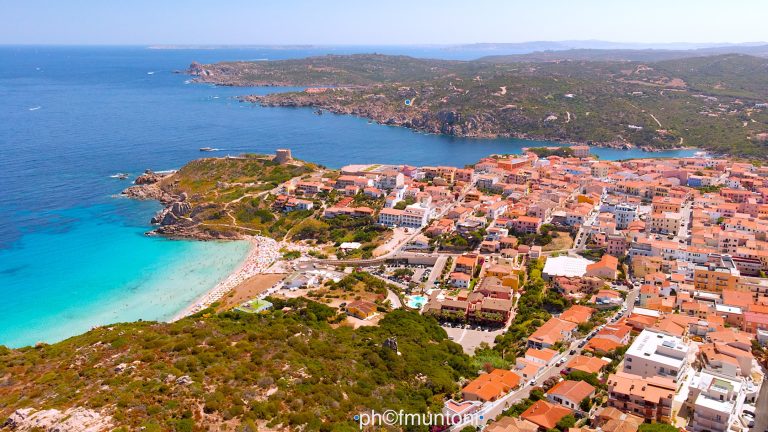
[426,255,449,288]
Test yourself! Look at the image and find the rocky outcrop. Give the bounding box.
[122,172,243,240]
[133,169,164,185]
[4,407,113,432]
[121,184,173,202]
[120,170,175,203]
[188,61,208,76]
[151,193,192,226]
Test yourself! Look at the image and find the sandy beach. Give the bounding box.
[171,235,282,321]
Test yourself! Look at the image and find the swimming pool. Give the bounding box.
[406,295,427,309]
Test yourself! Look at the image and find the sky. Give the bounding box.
[1,0,767,46]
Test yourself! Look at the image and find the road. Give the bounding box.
[425,255,449,288]
[386,289,403,309]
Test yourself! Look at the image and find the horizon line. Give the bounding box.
[1,40,767,49]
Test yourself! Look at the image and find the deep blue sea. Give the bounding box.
[0,46,695,347]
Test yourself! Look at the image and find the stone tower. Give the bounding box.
[275,149,293,164]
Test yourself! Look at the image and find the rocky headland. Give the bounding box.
[120,155,318,241]
[121,169,246,241]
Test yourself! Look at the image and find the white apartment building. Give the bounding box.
[623,329,691,382]
[611,203,639,229]
[376,172,405,190]
[401,205,430,228]
[377,204,430,229]
[688,372,745,432]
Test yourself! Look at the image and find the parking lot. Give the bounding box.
[442,324,505,354]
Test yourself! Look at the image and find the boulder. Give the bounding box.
[133,169,164,185]
[176,375,193,385]
[3,407,112,432]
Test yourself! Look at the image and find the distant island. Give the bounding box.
[187,51,768,157]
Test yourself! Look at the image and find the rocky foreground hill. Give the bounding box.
[189,53,768,157]
[0,300,472,431]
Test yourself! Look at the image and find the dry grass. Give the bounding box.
[216,273,286,311]
[542,231,574,252]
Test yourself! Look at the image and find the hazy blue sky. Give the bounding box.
[2,0,766,45]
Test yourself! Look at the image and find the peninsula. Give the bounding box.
[188,52,768,157]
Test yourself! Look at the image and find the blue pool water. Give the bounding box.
[406,295,428,309]
[0,46,696,347]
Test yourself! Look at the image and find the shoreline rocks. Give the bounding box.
[121,171,245,241]
[245,94,691,152]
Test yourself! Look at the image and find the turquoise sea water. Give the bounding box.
[0,46,697,347]
[0,200,250,347]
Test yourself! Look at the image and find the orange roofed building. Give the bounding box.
[485,416,540,432]
[585,254,619,280]
[546,380,596,411]
[565,355,609,375]
[560,305,595,325]
[521,400,572,430]
[606,372,675,422]
[461,369,520,402]
[528,318,578,349]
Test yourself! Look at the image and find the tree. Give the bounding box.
[579,396,592,412]
[393,268,414,278]
[566,370,602,388]
[556,414,576,431]
[529,388,545,401]
[638,424,680,432]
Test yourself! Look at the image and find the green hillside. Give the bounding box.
[0,300,472,431]
[191,53,768,157]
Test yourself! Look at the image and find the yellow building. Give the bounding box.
[693,264,739,293]
[346,300,378,319]
[631,255,663,278]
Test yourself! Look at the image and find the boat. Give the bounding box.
[147,71,155,75]
[199,147,221,152]
[29,106,41,111]
[110,173,130,180]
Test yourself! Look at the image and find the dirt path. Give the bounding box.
[649,113,662,127]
